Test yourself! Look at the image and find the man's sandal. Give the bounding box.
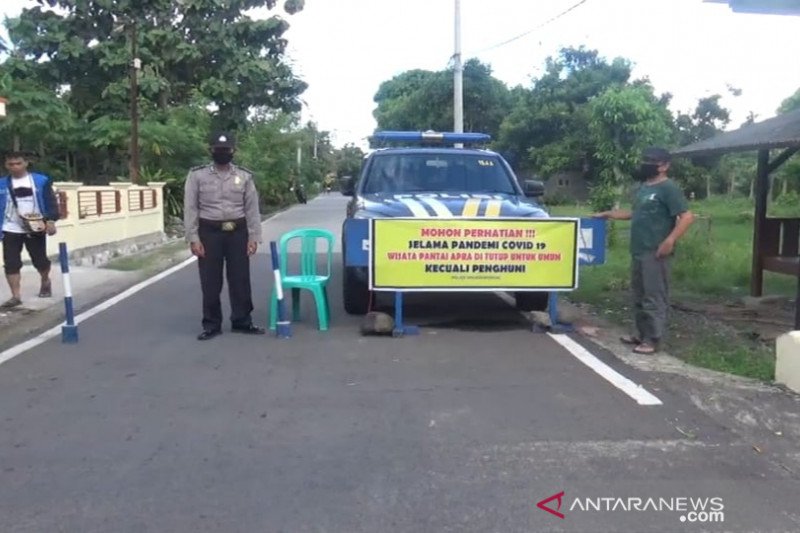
[38,280,52,298]
[0,297,22,309]
[620,335,641,345]
[633,342,658,354]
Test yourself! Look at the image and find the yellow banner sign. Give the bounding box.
[370,218,578,291]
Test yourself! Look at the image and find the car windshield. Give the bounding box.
[361,153,517,194]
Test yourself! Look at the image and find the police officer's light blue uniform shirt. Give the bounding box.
[183,164,262,243]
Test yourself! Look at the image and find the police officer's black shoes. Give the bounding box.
[231,324,265,335]
[197,329,222,341]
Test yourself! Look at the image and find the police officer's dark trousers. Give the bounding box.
[197,218,254,331]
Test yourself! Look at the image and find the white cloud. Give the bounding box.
[279,0,800,147]
[4,0,800,149]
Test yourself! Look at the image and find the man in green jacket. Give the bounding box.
[594,147,695,354]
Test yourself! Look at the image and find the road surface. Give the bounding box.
[1,195,798,532]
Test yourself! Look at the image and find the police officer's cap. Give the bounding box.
[209,131,236,149]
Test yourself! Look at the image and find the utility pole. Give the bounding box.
[129,20,141,184]
[453,0,463,135]
[313,132,318,159]
[296,139,302,170]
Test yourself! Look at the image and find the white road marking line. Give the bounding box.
[0,210,286,368]
[548,333,663,406]
[0,256,196,367]
[493,291,662,406]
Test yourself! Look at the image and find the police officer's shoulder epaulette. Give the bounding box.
[189,164,208,171]
[235,165,254,176]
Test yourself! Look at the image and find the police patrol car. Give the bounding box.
[340,130,550,315]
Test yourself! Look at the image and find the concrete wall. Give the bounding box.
[776,331,800,394]
[544,171,589,202]
[1,181,166,263]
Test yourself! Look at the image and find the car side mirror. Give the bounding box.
[523,179,544,197]
[340,176,355,196]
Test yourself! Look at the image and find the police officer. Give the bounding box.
[184,132,265,340]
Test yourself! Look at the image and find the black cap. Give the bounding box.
[642,146,671,163]
[209,131,235,149]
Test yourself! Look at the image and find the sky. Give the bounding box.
[3,0,800,150]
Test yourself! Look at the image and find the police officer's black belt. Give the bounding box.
[199,218,246,231]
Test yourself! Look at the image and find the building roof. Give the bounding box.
[704,0,800,15]
[672,107,800,157]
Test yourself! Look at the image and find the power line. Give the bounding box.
[466,0,590,56]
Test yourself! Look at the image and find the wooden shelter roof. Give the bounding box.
[671,108,800,157]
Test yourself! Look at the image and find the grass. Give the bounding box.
[104,240,189,273]
[683,336,775,382]
[548,195,798,381]
[105,201,295,272]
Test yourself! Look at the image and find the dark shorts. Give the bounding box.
[2,231,51,275]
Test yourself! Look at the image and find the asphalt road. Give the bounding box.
[1,195,798,533]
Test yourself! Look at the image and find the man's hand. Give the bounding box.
[190,241,205,258]
[45,221,57,236]
[590,209,631,221]
[656,237,675,258]
[247,241,258,256]
[656,211,695,258]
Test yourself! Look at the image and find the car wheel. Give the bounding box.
[514,291,548,312]
[343,267,370,315]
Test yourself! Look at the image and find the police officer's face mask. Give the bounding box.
[211,150,234,165]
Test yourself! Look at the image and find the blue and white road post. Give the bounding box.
[58,242,78,343]
[542,217,608,333]
[270,241,292,338]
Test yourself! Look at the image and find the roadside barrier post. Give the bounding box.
[392,291,419,337]
[538,217,608,334]
[58,242,78,343]
[547,292,573,333]
[270,241,292,338]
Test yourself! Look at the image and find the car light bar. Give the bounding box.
[370,130,491,145]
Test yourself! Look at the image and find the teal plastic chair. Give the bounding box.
[270,228,334,331]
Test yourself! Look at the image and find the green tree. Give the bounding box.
[333,143,365,179]
[773,88,800,198]
[673,95,732,197]
[4,0,308,181]
[236,111,312,207]
[373,59,512,138]
[11,0,306,125]
[587,83,673,210]
[495,46,632,175]
[718,152,757,197]
[778,88,800,114]
[0,68,76,179]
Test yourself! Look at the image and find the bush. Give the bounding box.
[672,230,708,283]
[588,182,617,212]
[672,228,751,296]
[773,191,800,217]
[542,191,573,206]
[162,174,185,219]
